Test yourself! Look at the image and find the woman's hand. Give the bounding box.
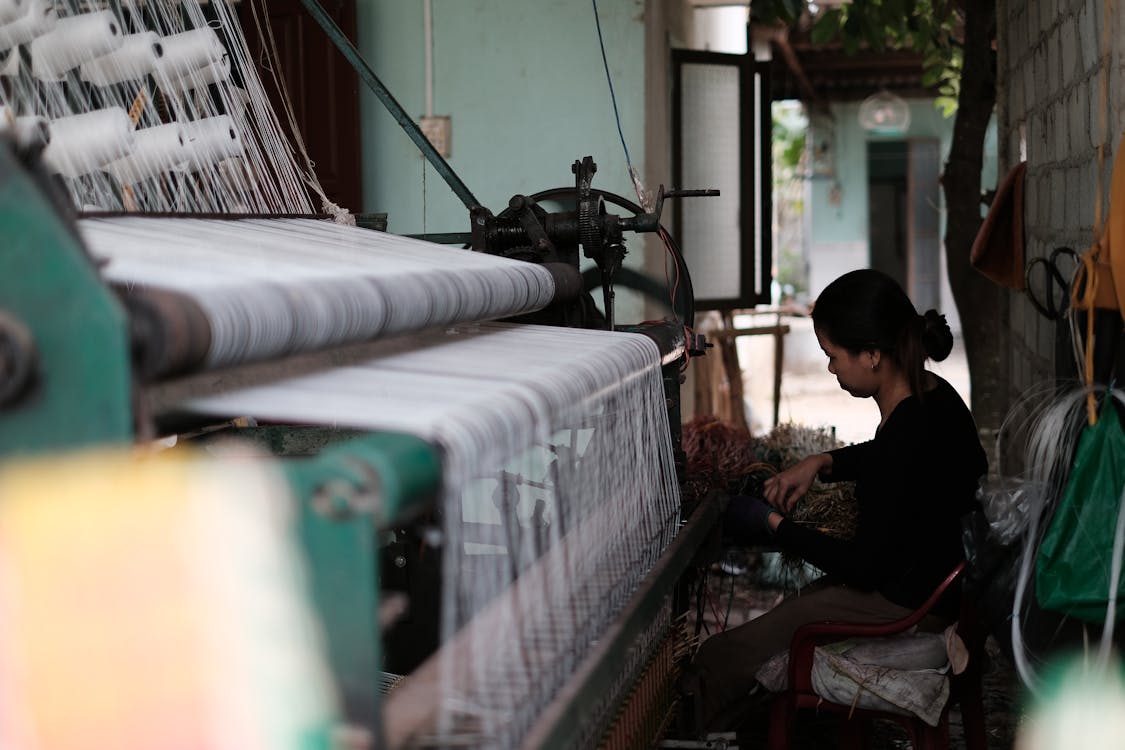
[724,494,778,546]
[762,453,832,513]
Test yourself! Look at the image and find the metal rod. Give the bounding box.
[79,210,389,229]
[80,211,340,220]
[402,232,473,244]
[296,0,482,211]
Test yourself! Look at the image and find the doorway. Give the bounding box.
[867,141,908,290]
[866,139,942,311]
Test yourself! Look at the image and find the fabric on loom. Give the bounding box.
[172,322,683,747]
[82,217,557,366]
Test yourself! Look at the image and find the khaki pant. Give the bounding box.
[684,579,949,733]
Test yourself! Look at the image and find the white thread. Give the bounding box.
[80,31,163,87]
[0,113,48,150]
[245,0,348,217]
[153,26,223,81]
[160,54,231,92]
[1003,384,1125,695]
[180,115,243,172]
[103,123,186,185]
[41,107,134,178]
[0,0,26,26]
[0,0,56,53]
[1,0,323,215]
[30,10,122,81]
[174,321,682,746]
[82,217,557,366]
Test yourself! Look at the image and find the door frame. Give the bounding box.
[671,49,772,310]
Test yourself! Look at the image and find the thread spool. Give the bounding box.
[0,0,25,26]
[30,10,123,81]
[155,26,224,81]
[43,107,135,178]
[104,123,185,185]
[181,115,242,171]
[80,31,163,87]
[12,114,49,151]
[0,0,56,53]
[161,53,231,92]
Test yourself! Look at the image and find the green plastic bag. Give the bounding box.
[1036,401,1125,622]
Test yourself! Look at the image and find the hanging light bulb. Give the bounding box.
[858,90,911,134]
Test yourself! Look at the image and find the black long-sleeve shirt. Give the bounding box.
[774,374,987,613]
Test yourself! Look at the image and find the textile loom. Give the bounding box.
[0,1,727,748]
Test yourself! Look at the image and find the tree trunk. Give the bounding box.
[942,0,1008,434]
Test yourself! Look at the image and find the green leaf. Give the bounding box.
[883,0,905,20]
[862,14,886,52]
[923,48,946,68]
[935,95,958,118]
[810,8,844,44]
[781,135,805,171]
[778,0,805,23]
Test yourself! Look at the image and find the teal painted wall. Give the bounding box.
[803,98,998,335]
[356,0,647,236]
[808,99,998,244]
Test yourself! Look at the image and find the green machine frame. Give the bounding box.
[0,142,444,736]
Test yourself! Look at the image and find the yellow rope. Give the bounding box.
[1075,0,1115,424]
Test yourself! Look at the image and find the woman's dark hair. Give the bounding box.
[811,269,953,397]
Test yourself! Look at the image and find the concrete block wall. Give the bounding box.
[1000,0,1125,397]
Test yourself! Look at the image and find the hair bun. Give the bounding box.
[921,309,953,361]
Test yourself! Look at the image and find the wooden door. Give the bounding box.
[237,0,363,212]
[867,140,908,290]
[907,139,942,312]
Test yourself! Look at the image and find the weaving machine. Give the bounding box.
[0,1,728,748]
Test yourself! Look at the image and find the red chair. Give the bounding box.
[766,561,987,750]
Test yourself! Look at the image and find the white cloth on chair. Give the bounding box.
[755,627,959,727]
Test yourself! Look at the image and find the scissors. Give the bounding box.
[1025,246,1079,321]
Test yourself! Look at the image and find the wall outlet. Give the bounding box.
[419,115,452,158]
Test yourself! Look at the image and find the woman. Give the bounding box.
[686,268,987,732]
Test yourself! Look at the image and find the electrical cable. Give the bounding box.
[705,582,724,632]
[590,0,632,172]
[723,551,735,631]
[694,568,709,637]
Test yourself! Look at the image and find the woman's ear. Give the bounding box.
[866,349,881,371]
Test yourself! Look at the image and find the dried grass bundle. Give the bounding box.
[760,422,858,541]
[682,415,760,486]
[681,417,858,540]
